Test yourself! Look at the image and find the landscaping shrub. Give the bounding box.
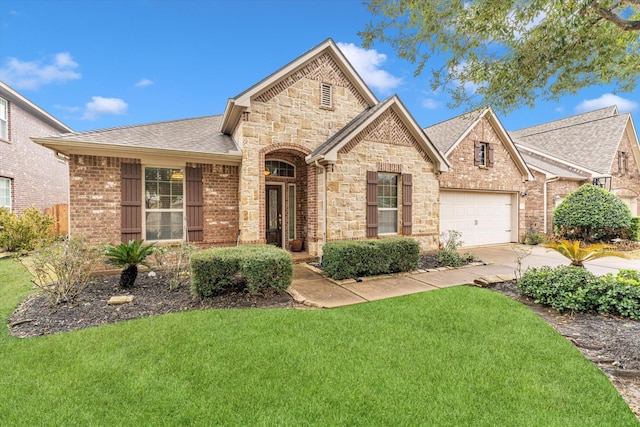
[321,238,419,280]
[545,239,627,267]
[20,238,102,305]
[104,240,157,288]
[0,207,54,252]
[191,245,292,297]
[629,217,640,241]
[517,266,640,319]
[438,230,464,267]
[524,229,546,245]
[153,242,195,290]
[553,184,633,242]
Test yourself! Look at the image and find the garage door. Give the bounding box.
[440,191,515,247]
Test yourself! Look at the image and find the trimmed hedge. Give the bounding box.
[553,184,633,242]
[191,245,292,297]
[629,217,640,241]
[517,266,640,320]
[322,238,419,280]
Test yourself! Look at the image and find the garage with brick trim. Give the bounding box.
[439,190,518,247]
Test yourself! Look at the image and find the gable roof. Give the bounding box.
[520,150,588,180]
[32,115,242,164]
[424,106,533,180]
[219,38,378,135]
[511,108,631,175]
[0,81,72,133]
[307,95,450,172]
[510,105,618,139]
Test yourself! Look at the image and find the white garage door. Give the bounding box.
[440,191,515,247]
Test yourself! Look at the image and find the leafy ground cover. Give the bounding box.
[1,258,638,426]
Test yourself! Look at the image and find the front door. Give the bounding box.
[265,185,282,247]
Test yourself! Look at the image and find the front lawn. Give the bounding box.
[1,258,637,426]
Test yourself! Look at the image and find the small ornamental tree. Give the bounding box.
[553,184,633,242]
[105,240,156,288]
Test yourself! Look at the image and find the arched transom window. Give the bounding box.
[265,160,295,177]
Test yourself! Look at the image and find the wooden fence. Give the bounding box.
[46,204,68,236]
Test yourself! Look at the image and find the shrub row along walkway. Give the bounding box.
[288,244,640,308]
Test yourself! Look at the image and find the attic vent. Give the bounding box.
[320,83,332,109]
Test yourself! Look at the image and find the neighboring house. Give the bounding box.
[33,39,449,256]
[424,107,533,246]
[0,81,72,213]
[510,106,640,235]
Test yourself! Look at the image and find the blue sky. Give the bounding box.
[1,0,638,133]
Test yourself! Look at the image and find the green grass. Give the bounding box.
[1,258,637,426]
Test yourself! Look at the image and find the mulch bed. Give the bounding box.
[6,254,640,419]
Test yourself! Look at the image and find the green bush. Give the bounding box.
[322,238,419,280]
[437,249,464,267]
[437,230,464,267]
[190,245,292,297]
[629,217,640,241]
[524,229,546,245]
[104,240,157,288]
[517,266,640,319]
[553,184,633,242]
[0,207,54,252]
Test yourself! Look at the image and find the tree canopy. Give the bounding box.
[360,0,640,113]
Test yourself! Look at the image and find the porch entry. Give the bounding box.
[266,185,282,247]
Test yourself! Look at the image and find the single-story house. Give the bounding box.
[423,107,533,246]
[510,106,640,235]
[33,39,450,256]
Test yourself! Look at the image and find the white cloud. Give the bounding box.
[82,96,128,120]
[336,42,402,93]
[135,78,154,87]
[422,98,441,109]
[0,52,81,90]
[576,93,639,113]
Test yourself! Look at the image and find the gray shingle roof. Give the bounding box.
[44,115,239,155]
[309,97,391,159]
[423,108,485,154]
[510,106,617,139]
[510,110,629,174]
[520,151,587,180]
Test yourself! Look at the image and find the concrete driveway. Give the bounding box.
[289,244,639,308]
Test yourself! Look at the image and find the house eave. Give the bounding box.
[32,138,243,165]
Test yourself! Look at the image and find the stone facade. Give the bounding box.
[329,108,440,251]
[235,52,370,249]
[0,96,69,213]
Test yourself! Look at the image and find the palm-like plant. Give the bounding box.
[105,240,156,288]
[545,240,628,267]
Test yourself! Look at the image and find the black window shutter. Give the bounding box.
[121,163,142,243]
[474,141,481,166]
[402,173,412,235]
[185,166,203,242]
[366,171,378,238]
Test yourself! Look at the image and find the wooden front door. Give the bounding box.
[265,185,282,247]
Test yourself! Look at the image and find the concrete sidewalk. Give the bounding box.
[288,244,640,308]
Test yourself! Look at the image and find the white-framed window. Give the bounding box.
[265,160,295,177]
[0,178,11,210]
[378,173,398,234]
[320,82,332,109]
[288,184,296,240]
[478,142,488,166]
[143,167,184,241]
[0,97,8,140]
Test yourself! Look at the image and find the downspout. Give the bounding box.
[314,160,327,263]
[543,177,559,234]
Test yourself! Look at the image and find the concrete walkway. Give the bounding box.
[288,244,640,308]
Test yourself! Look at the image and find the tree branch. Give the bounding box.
[590,3,640,30]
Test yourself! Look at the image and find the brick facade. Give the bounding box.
[437,116,529,242]
[0,97,69,213]
[68,155,239,246]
